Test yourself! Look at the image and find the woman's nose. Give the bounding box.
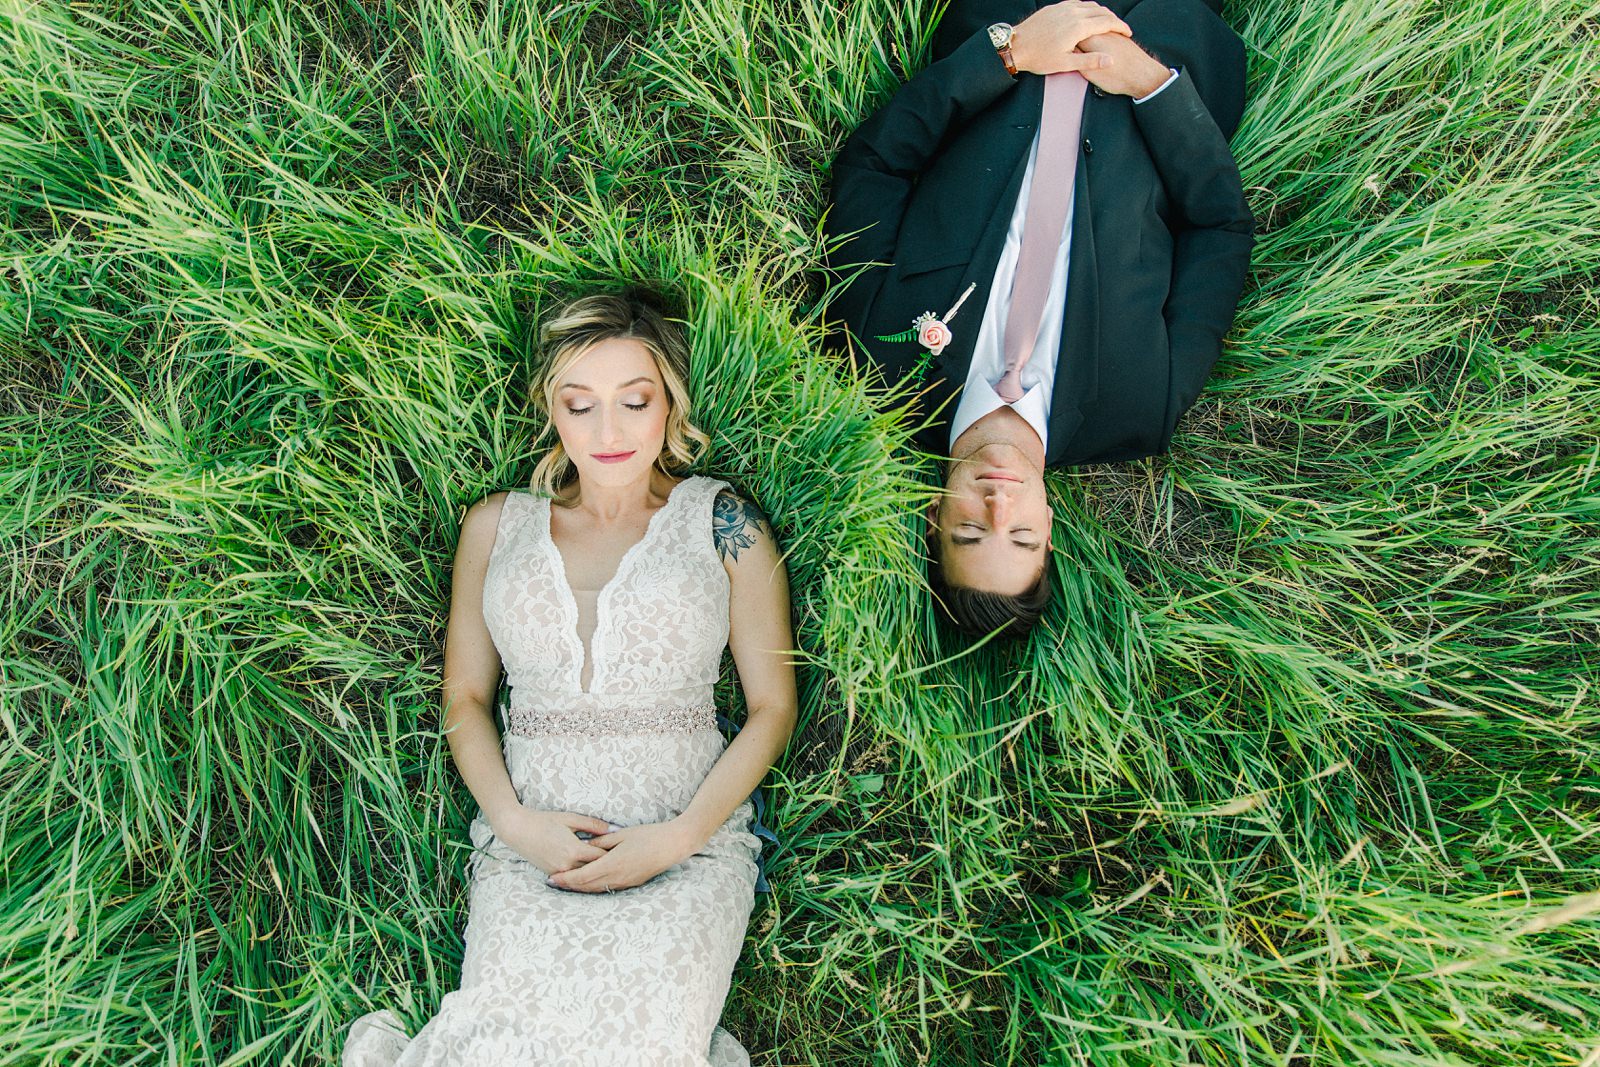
[598,407,624,447]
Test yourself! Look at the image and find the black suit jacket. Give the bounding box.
[823,0,1253,466]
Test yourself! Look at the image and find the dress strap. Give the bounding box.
[691,475,731,510]
[683,476,732,563]
[487,490,530,568]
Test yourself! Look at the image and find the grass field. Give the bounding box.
[3,0,1599,1063]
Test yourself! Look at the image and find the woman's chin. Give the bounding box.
[571,456,653,487]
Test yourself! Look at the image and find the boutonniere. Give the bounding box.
[875,282,977,384]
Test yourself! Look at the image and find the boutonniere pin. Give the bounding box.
[875,282,977,384]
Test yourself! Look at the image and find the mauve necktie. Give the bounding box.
[997,70,1088,403]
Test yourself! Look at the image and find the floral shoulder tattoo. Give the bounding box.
[712,491,770,563]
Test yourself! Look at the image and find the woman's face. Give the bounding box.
[551,337,670,489]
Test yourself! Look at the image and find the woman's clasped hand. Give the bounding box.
[548,821,698,892]
[488,804,694,892]
[486,805,611,874]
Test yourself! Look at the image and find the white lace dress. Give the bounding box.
[344,475,762,1066]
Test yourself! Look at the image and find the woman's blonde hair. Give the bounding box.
[529,289,709,497]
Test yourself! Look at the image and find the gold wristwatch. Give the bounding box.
[988,22,1018,76]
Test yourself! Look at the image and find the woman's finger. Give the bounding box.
[549,845,604,875]
[563,813,611,835]
[554,852,616,890]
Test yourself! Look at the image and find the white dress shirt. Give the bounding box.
[948,68,1181,451]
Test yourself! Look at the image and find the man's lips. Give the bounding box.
[591,451,637,464]
[976,471,1023,483]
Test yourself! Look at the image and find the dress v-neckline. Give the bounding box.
[538,476,699,694]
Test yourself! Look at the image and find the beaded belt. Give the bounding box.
[504,703,719,738]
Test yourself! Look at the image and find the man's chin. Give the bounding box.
[973,442,1042,477]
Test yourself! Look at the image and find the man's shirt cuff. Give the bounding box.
[1132,68,1180,105]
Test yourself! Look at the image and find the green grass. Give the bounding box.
[3,0,1598,1062]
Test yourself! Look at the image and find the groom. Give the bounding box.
[823,0,1252,637]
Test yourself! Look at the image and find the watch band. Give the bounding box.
[988,23,1018,76]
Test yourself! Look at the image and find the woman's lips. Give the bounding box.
[591,451,637,465]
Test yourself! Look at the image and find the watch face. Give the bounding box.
[987,22,1013,49]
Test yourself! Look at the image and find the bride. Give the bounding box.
[344,289,797,1065]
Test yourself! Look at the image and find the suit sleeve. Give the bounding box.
[1132,69,1253,415]
[1128,0,1254,417]
[822,29,1018,342]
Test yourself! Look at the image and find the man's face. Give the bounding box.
[934,442,1053,594]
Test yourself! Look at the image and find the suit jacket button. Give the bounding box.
[1082,139,1093,155]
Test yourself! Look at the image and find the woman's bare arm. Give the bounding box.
[442,493,521,822]
[445,493,609,873]
[675,491,798,845]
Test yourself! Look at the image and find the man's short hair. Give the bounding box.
[926,533,1052,639]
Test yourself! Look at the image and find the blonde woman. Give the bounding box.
[345,289,796,1065]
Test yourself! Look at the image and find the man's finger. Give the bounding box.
[1058,52,1112,73]
[1072,13,1130,38]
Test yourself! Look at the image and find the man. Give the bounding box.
[823,0,1253,637]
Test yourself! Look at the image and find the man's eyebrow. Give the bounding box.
[950,535,982,547]
[1011,540,1044,552]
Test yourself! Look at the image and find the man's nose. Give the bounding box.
[987,488,1013,524]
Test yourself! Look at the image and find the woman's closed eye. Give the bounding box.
[565,398,652,415]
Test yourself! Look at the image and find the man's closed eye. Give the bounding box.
[951,527,1042,550]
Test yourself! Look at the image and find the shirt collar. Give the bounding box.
[951,374,1049,451]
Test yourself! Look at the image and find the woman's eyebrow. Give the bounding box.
[559,376,653,391]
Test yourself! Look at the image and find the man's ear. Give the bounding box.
[925,499,941,538]
[1044,504,1056,552]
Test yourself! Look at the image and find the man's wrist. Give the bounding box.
[1128,56,1173,99]
[989,22,1022,76]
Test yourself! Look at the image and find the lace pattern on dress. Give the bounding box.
[505,702,717,737]
[480,478,731,702]
[340,475,768,1065]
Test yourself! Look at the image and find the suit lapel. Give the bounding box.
[915,75,1046,453]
